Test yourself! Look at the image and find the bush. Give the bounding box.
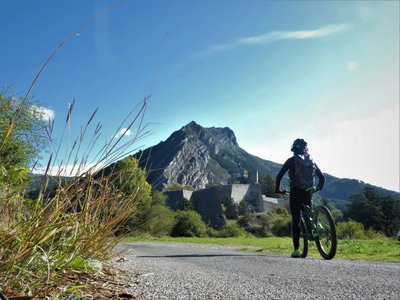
[247,226,271,237]
[206,226,219,237]
[337,220,392,240]
[237,214,257,228]
[127,190,175,236]
[336,220,366,239]
[217,222,247,238]
[171,210,207,237]
[237,208,291,237]
[364,227,388,240]
[143,205,175,236]
[271,219,291,237]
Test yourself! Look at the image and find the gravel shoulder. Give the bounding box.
[111,242,400,300]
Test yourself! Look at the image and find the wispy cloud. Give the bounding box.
[114,128,132,139]
[192,24,352,59]
[32,105,55,121]
[347,61,358,71]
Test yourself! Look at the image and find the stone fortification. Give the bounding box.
[164,183,266,229]
[263,196,279,211]
[190,187,226,229]
[164,190,193,211]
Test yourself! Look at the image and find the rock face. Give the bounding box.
[135,121,281,190]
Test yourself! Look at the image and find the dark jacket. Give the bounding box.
[275,154,325,191]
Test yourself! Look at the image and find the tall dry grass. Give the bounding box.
[0,98,150,296]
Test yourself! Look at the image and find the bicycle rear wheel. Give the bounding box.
[314,205,337,259]
[299,218,308,258]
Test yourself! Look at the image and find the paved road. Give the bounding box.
[113,242,400,300]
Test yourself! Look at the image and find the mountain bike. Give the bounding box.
[280,187,337,260]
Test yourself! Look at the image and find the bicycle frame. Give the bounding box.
[278,188,337,259]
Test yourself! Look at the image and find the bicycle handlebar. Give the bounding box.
[275,190,289,195]
[276,186,319,196]
[306,186,318,193]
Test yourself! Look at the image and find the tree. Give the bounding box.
[345,186,400,236]
[109,156,152,200]
[106,157,155,232]
[0,92,47,188]
[109,160,176,236]
[379,196,400,236]
[259,174,275,197]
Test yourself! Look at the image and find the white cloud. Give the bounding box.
[32,105,55,121]
[33,162,104,177]
[347,61,358,71]
[193,24,352,58]
[114,128,132,138]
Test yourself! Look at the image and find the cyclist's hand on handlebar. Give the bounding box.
[275,190,288,195]
[306,186,321,193]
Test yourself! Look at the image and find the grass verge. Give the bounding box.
[123,236,400,262]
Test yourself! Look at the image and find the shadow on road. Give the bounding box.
[136,253,264,258]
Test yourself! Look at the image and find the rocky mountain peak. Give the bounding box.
[135,121,280,190]
[181,121,239,153]
[182,121,202,134]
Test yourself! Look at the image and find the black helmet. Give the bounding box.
[291,138,307,154]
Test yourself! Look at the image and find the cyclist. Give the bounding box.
[275,138,325,258]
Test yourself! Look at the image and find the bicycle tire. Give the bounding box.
[299,217,308,258]
[314,205,337,259]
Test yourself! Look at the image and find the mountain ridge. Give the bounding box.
[135,121,399,210]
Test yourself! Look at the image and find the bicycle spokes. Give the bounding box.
[314,206,337,260]
[314,220,330,237]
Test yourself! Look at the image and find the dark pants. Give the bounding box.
[290,187,312,249]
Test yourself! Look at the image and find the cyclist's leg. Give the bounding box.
[291,188,312,247]
[303,189,312,207]
[289,188,302,250]
[302,190,313,233]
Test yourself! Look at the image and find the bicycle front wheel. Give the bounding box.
[314,205,337,259]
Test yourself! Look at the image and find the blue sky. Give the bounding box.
[1,0,399,192]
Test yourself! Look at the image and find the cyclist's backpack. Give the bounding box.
[290,155,315,189]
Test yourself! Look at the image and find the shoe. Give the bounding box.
[291,249,301,258]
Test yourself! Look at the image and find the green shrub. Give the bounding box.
[237,208,291,237]
[271,219,291,237]
[247,226,271,237]
[238,200,251,215]
[337,220,391,240]
[364,227,388,240]
[336,220,365,239]
[127,190,175,236]
[206,226,219,237]
[237,214,257,228]
[218,222,247,238]
[171,210,207,237]
[144,205,175,236]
